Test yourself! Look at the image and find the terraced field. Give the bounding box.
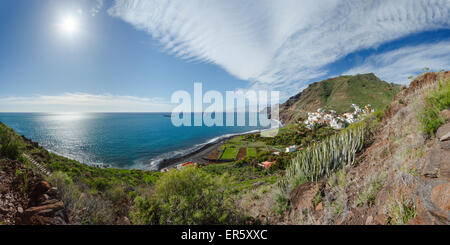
[220,147,239,160]
[246,148,257,157]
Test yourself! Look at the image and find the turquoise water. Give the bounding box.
[0,113,269,170]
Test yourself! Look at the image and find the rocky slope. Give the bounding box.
[279,73,402,124]
[0,157,67,225]
[240,71,450,225]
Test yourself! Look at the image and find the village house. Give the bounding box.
[304,104,373,130]
[176,162,197,170]
[286,145,297,153]
[258,161,276,170]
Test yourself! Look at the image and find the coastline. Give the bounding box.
[155,119,284,170]
[2,116,283,172]
[155,130,260,170]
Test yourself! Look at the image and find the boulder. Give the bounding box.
[29,180,51,206]
[423,146,450,179]
[417,179,450,224]
[437,123,450,142]
[430,183,450,212]
[31,181,50,196]
[289,182,325,211]
[24,201,64,216]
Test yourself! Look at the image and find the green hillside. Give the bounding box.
[279,73,402,123]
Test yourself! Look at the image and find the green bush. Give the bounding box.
[372,110,385,122]
[47,171,115,225]
[273,194,290,215]
[421,78,450,136]
[0,141,20,160]
[131,166,239,225]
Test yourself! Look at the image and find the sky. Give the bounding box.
[0,0,449,112]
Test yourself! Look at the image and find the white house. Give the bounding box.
[286,145,297,153]
[330,118,345,129]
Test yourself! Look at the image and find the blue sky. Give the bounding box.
[0,0,449,112]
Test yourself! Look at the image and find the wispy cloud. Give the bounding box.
[108,0,449,94]
[91,0,104,16]
[0,93,174,112]
[345,41,450,84]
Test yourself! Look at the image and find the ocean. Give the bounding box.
[0,113,270,170]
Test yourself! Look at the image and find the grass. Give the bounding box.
[420,77,450,136]
[221,147,239,160]
[273,194,290,215]
[356,172,387,207]
[387,199,417,225]
[246,148,257,157]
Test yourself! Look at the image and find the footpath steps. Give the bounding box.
[24,154,51,176]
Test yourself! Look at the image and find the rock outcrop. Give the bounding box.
[0,158,67,225]
[290,182,325,211]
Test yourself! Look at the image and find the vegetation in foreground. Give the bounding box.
[420,77,450,136]
[131,166,240,225]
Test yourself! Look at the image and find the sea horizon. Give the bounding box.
[0,112,271,171]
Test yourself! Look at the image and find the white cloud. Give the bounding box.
[0,93,174,112]
[108,0,449,94]
[345,41,450,84]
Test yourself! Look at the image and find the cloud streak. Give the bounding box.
[0,93,174,112]
[108,0,450,93]
[345,41,450,84]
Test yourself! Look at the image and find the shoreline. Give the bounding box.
[156,120,284,170]
[11,118,283,172]
[156,130,261,170]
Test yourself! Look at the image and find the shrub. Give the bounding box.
[420,78,450,136]
[47,171,115,225]
[130,167,239,225]
[356,172,386,207]
[387,199,417,225]
[372,110,385,122]
[14,169,31,193]
[89,177,111,192]
[0,141,20,160]
[273,194,290,215]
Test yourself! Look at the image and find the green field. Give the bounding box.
[246,148,257,157]
[221,147,239,160]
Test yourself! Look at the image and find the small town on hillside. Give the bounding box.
[303,104,374,130]
[168,104,374,172]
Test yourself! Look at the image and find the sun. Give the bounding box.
[60,16,79,35]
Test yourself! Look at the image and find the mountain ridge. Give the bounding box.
[279,73,402,124]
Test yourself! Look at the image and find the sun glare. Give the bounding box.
[60,16,79,35]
